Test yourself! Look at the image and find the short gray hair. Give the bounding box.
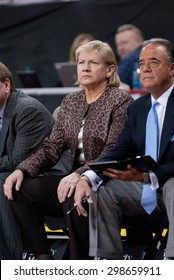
[142,38,174,63]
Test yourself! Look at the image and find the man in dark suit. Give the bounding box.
[74,38,174,259]
[0,61,54,259]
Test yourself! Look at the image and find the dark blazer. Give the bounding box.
[118,45,142,88]
[98,88,174,188]
[0,89,54,260]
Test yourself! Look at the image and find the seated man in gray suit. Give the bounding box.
[0,61,54,259]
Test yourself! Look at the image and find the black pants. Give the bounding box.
[10,175,89,259]
[63,195,90,259]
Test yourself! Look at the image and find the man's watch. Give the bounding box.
[143,172,150,184]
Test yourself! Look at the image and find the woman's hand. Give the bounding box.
[3,169,24,200]
[74,176,93,217]
[58,172,80,203]
[103,165,144,182]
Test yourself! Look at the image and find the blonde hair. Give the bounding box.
[0,62,15,92]
[75,40,120,87]
[69,33,95,62]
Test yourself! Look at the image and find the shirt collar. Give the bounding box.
[0,101,7,118]
[151,83,174,108]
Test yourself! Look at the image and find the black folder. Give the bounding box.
[89,155,159,174]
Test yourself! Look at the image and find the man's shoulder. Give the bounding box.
[14,89,50,110]
[128,93,150,111]
[131,45,142,56]
[8,90,53,122]
[123,46,142,62]
[15,89,39,103]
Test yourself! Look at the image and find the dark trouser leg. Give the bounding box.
[63,196,90,259]
[0,172,22,259]
[10,175,64,256]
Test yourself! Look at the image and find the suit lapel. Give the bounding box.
[159,89,174,159]
[139,95,151,151]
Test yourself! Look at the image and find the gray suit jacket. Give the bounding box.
[0,89,54,260]
[0,89,54,172]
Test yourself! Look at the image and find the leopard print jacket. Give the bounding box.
[18,87,133,176]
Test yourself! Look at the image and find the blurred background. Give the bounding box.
[0,0,173,88]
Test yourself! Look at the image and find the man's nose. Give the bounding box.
[141,62,151,72]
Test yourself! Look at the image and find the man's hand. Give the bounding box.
[3,169,24,200]
[74,176,93,217]
[103,165,144,182]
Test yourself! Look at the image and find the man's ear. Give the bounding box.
[170,61,174,77]
[4,78,11,94]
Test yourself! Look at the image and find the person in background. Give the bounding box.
[69,33,95,62]
[115,24,144,88]
[74,38,174,260]
[3,40,133,260]
[0,61,54,260]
